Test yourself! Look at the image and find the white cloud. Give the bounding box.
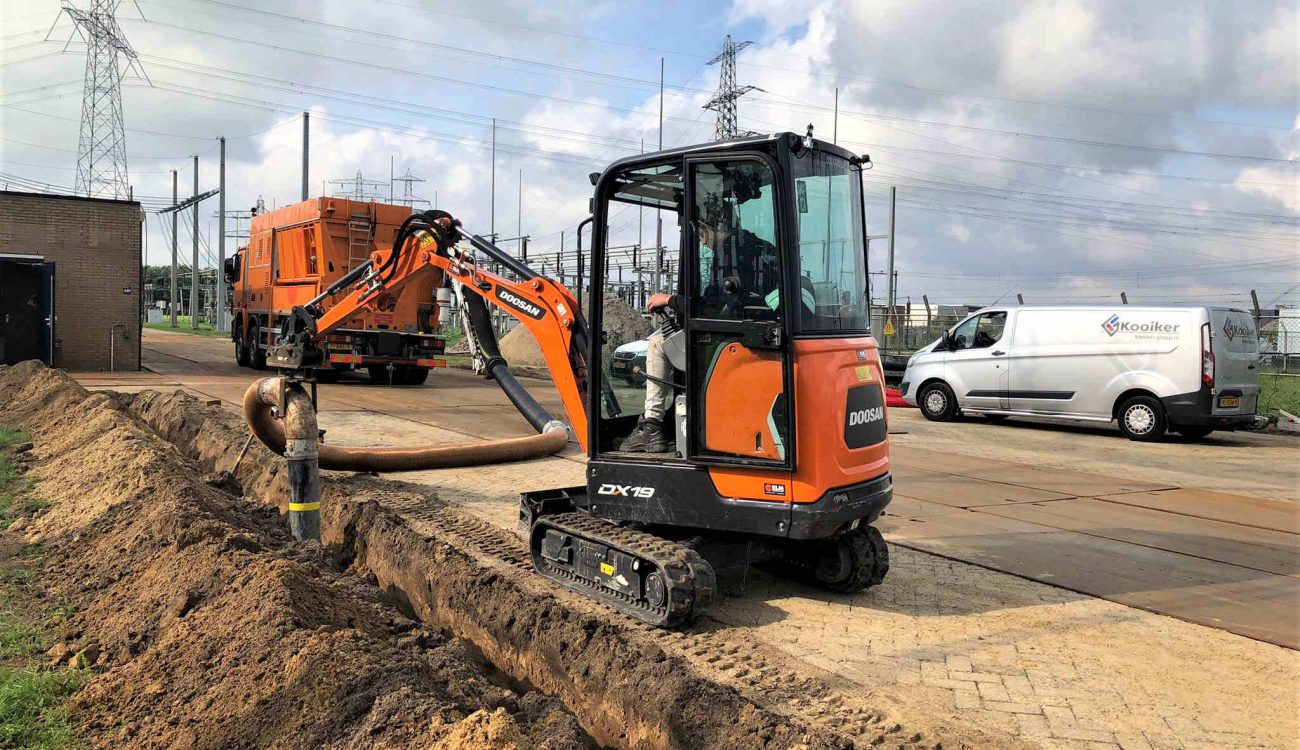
[943,223,972,242]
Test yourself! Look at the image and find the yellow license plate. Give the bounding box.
[1219,396,1240,408]
[612,361,627,371]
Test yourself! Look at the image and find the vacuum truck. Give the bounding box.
[224,197,447,384]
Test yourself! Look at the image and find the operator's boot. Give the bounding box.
[621,417,672,453]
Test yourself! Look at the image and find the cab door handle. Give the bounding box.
[991,350,1006,356]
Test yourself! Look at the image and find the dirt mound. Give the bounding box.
[499,293,652,367]
[0,363,591,750]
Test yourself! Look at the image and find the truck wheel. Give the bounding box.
[313,369,340,384]
[918,381,959,422]
[234,330,251,367]
[404,367,429,385]
[1176,425,1214,440]
[247,319,267,370]
[1117,395,1167,441]
[367,365,395,384]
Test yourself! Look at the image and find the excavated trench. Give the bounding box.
[121,387,859,750]
[0,362,881,750]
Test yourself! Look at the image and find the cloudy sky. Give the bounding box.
[1,0,1296,309]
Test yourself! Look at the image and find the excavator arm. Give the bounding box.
[268,211,591,451]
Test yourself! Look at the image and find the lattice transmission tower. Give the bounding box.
[329,171,387,202]
[703,35,757,141]
[52,0,149,199]
[392,168,430,208]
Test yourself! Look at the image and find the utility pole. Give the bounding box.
[885,186,896,352]
[170,169,178,328]
[704,35,756,140]
[54,0,148,199]
[833,87,839,145]
[301,111,309,201]
[517,168,523,257]
[191,155,200,329]
[653,58,664,294]
[490,118,496,238]
[217,136,226,331]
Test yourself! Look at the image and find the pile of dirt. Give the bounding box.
[0,363,592,750]
[499,293,652,367]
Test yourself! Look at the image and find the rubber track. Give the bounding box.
[532,512,716,628]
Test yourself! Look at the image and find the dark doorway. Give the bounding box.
[0,259,55,366]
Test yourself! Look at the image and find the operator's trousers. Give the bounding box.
[642,329,673,423]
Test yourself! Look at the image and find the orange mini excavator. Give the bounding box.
[266,132,893,627]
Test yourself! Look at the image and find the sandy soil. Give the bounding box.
[0,362,595,750]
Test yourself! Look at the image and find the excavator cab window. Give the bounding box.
[594,160,684,440]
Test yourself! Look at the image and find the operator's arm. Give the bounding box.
[646,292,682,317]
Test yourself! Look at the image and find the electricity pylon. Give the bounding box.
[50,0,150,199]
[703,35,757,141]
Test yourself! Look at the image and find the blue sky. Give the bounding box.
[1,0,1295,309]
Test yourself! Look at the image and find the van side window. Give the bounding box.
[951,311,1006,350]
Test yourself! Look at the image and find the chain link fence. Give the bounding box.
[1257,313,1300,372]
[869,305,970,354]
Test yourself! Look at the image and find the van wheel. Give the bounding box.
[1176,426,1215,440]
[918,382,959,422]
[1117,395,1167,441]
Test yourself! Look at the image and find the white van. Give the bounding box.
[900,305,1259,441]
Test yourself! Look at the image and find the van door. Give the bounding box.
[1209,309,1260,415]
[944,310,1010,410]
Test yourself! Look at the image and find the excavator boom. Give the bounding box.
[269,213,591,451]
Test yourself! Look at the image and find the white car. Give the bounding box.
[901,305,1259,441]
[609,338,649,384]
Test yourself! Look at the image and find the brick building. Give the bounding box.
[0,191,142,371]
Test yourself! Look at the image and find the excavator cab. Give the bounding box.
[525,132,892,626]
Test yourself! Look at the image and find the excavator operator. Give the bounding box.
[620,194,780,454]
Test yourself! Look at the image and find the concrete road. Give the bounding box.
[70,328,1300,749]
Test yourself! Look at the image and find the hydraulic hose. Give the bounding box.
[461,292,560,433]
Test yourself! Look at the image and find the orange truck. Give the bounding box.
[223,197,447,384]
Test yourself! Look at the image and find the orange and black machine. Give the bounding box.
[269,132,892,627]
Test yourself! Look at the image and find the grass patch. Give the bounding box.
[0,617,40,660]
[1259,373,1300,417]
[0,430,28,451]
[143,316,228,338]
[0,425,84,749]
[0,667,86,750]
